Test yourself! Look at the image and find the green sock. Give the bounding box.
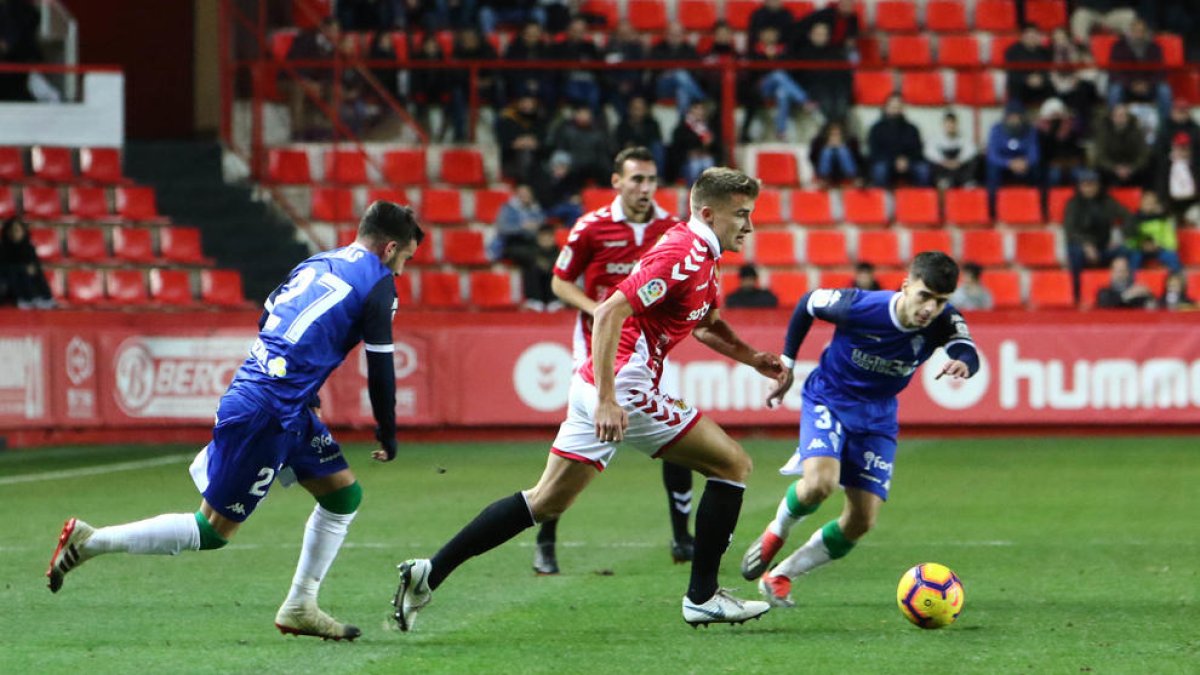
[315,481,363,515]
[820,520,856,559]
[785,482,820,518]
[194,511,228,550]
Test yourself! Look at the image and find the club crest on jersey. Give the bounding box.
[555,246,574,271]
[267,356,288,378]
[637,278,667,306]
[910,335,925,355]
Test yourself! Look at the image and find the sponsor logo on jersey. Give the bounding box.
[226,503,246,515]
[851,348,917,377]
[605,262,635,275]
[267,356,288,378]
[687,301,712,321]
[862,450,893,475]
[602,240,628,247]
[555,245,574,271]
[637,278,668,306]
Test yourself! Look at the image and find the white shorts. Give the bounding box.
[551,374,701,470]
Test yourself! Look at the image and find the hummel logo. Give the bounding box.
[602,240,628,247]
[227,503,246,515]
[807,438,827,450]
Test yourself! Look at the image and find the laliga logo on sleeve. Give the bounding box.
[922,350,989,410]
[513,342,574,411]
[637,278,667,306]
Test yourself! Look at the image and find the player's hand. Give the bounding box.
[935,360,971,380]
[751,351,785,379]
[371,447,395,462]
[766,368,795,409]
[594,398,628,444]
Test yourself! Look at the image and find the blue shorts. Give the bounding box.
[188,391,348,522]
[779,395,897,501]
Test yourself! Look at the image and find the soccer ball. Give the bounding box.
[896,562,965,629]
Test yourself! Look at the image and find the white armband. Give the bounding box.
[781,355,795,370]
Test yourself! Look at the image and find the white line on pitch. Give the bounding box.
[0,453,194,486]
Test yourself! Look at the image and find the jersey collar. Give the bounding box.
[611,195,669,224]
[888,292,919,333]
[687,216,722,260]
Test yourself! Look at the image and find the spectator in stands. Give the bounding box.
[554,17,603,116]
[853,262,881,291]
[650,24,708,117]
[809,120,862,187]
[1159,272,1195,311]
[1123,191,1182,272]
[549,106,613,185]
[533,151,584,226]
[926,111,978,189]
[725,265,779,309]
[368,31,402,100]
[1064,169,1132,303]
[285,16,339,140]
[490,183,547,262]
[1005,24,1053,108]
[495,88,546,183]
[1160,131,1199,224]
[1096,255,1155,308]
[1049,28,1101,138]
[615,96,665,172]
[450,26,499,109]
[985,103,1041,212]
[1095,103,1150,187]
[1070,0,1137,45]
[793,22,852,124]
[749,0,795,53]
[0,0,42,101]
[1037,98,1086,188]
[409,34,464,141]
[699,20,741,102]
[479,0,544,35]
[1107,17,1172,123]
[603,20,649,117]
[337,0,395,30]
[0,217,54,309]
[949,263,994,311]
[518,224,563,312]
[793,0,859,62]
[868,94,931,188]
[669,100,721,186]
[504,21,554,106]
[747,26,815,142]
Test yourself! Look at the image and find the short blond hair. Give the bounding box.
[689,167,760,213]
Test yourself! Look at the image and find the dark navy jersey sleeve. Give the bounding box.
[930,306,980,376]
[362,275,398,457]
[783,288,860,362]
[362,275,397,349]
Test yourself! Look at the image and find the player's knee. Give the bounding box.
[842,512,877,540]
[708,440,752,483]
[524,488,568,522]
[801,475,838,504]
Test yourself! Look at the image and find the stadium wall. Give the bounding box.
[1,309,1198,448]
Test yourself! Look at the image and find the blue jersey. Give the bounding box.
[229,243,397,430]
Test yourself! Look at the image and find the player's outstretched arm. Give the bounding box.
[551,276,599,316]
[693,309,788,383]
[362,276,399,462]
[592,291,633,442]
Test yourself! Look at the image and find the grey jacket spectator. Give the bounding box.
[1094,104,1150,186]
[491,184,546,261]
[549,107,613,184]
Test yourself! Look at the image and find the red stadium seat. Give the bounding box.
[65,227,108,262]
[888,35,932,67]
[311,187,356,223]
[582,187,615,214]
[29,226,62,262]
[0,146,24,181]
[925,0,967,32]
[1136,268,1168,297]
[875,1,918,32]
[975,0,1016,31]
[900,71,946,105]
[291,0,331,28]
[1178,229,1200,266]
[1014,229,1060,267]
[628,0,668,31]
[442,229,490,265]
[31,146,74,182]
[79,148,123,184]
[853,70,894,106]
[989,34,1019,66]
[982,269,1022,309]
[420,270,463,307]
[791,190,834,226]
[1156,34,1183,66]
[954,70,999,105]
[723,0,757,30]
[200,269,246,307]
[439,148,486,186]
[753,230,796,265]
[938,35,982,67]
[106,269,147,305]
[149,268,194,306]
[841,189,887,227]
[45,267,64,300]
[960,229,1008,267]
[0,186,14,220]
[115,186,163,222]
[1025,0,1066,30]
[678,0,718,30]
[894,188,940,227]
[381,148,427,186]
[160,226,206,264]
[1076,269,1110,309]
[420,188,464,225]
[112,227,155,263]
[267,148,312,184]
[1110,187,1142,214]
[753,189,785,226]
[66,269,104,305]
[67,186,111,221]
[995,187,1043,226]
[335,226,356,248]
[1046,187,1073,223]
[410,230,437,265]
[857,230,902,267]
[580,0,618,28]
[719,271,740,298]
[1028,270,1074,309]
[909,229,953,257]
[323,149,368,185]
[805,229,849,266]
[394,273,414,305]
[756,151,800,187]
[473,188,511,224]
[21,186,63,220]
[817,270,854,289]
[469,270,517,308]
[365,187,410,207]
[270,29,298,61]
[769,271,809,305]
[876,269,908,291]
[1089,34,1117,68]
[655,187,683,216]
[1169,71,1200,105]
[856,36,884,67]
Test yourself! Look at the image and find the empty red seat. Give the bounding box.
[954,70,999,105]
[901,71,946,105]
[805,229,849,266]
[856,36,884,67]
[909,229,953,256]
[894,188,940,227]
[841,189,887,227]
[853,70,894,105]
[106,269,148,304]
[22,186,63,220]
[67,186,110,220]
[982,269,1022,309]
[1170,71,1200,105]
[655,187,683,216]
[753,230,796,265]
[938,35,981,67]
[926,0,967,32]
[875,0,918,31]
[975,0,1016,31]
[719,271,740,298]
[66,269,104,305]
[65,227,108,262]
[1156,34,1184,67]
[1014,230,1059,267]
[311,187,356,222]
[857,230,902,267]
[1110,187,1142,214]
[944,188,990,227]
[628,0,668,31]
[1089,34,1118,68]
[116,186,163,222]
[678,0,718,30]
[410,230,437,265]
[149,268,194,305]
[961,229,1008,267]
[791,190,834,226]
[1028,270,1074,309]
[579,0,618,28]
[31,146,74,182]
[469,270,516,308]
[989,34,1019,65]
[1047,187,1073,223]
[442,229,490,265]
[394,273,414,305]
[996,187,1043,226]
[0,146,25,181]
[888,35,932,67]
[876,269,908,291]
[267,148,312,184]
[420,270,462,307]
[439,148,486,186]
[1025,0,1066,30]
[1136,268,1168,297]
[161,227,206,264]
[0,186,14,220]
[582,188,615,214]
[79,148,123,184]
[753,189,785,226]
[29,226,62,262]
[44,267,64,300]
[323,149,368,185]
[473,189,511,223]
[201,269,246,306]
[1178,229,1200,266]
[420,188,464,224]
[756,151,801,187]
[335,226,356,248]
[723,0,757,29]
[365,187,410,207]
[112,227,156,263]
[817,270,854,288]
[381,148,427,185]
[769,271,809,306]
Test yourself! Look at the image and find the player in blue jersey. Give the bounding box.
[45,201,423,641]
[739,251,980,607]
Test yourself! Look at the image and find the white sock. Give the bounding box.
[83,513,200,555]
[284,505,356,606]
[768,495,806,539]
[772,528,833,580]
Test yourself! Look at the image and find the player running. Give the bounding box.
[45,201,424,641]
[740,251,980,607]
[393,168,787,630]
[537,146,696,575]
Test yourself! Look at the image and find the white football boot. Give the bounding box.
[393,559,433,632]
[682,588,770,627]
[46,518,96,593]
[275,601,362,641]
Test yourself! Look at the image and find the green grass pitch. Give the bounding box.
[1,437,1197,674]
